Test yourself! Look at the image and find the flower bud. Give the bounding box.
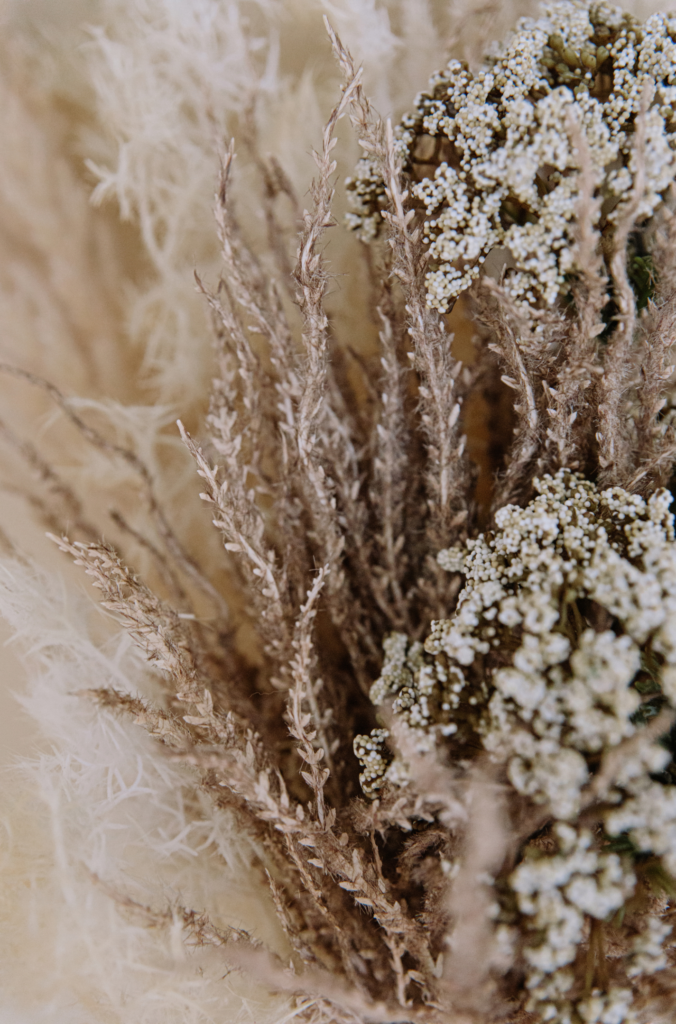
[562,47,580,68]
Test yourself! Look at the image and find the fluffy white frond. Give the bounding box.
[0,558,288,1022]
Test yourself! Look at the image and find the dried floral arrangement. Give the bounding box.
[3,1,676,1023]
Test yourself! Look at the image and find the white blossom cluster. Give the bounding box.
[346,0,676,312]
[353,632,465,795]
[356,471,676,808]
[506,822,672,1020]
[354,471,676,1018]
[510,822,636,1022]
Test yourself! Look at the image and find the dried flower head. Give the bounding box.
[347,0,676,312]
[356,470,676,1021]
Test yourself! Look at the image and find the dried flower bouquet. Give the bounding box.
[3,1,676,1023]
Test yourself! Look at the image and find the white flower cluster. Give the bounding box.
[352,632,465,796]
[347,0,676,312]
[511,823,636,1021]
[357,471,676,811]
[627,915,672,978]
[355,470,676,1019]
[575,986,636,1024]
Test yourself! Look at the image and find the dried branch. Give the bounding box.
[178,422,292,670]
[368,304,415,633]
[48,534,236,739]
[326,23,468,619]
[286,566,333,825]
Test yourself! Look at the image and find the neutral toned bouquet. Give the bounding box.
[2,1,676,1022]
